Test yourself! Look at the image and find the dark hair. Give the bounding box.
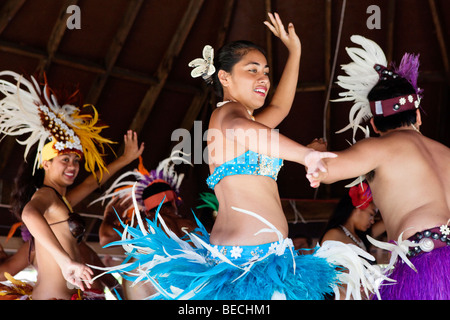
[368,77,418,132]
[10,147,45,221]
[211,40,266,99]
[142,182,172,201]
[319,194,371,249]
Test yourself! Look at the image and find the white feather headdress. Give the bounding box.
[0,70,113,180]
[90,150,192,213]
[332,35,388,141]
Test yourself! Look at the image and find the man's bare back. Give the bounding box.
[322,129,450,241]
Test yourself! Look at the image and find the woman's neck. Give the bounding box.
[342,221,357,236]
[42,179,66,196]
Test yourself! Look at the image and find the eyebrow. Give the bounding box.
[245,62,269,68]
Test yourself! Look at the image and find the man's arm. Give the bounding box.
[312,137,386,185]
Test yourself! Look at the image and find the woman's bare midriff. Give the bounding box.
[209,175,288,246]
[31,224,81,300]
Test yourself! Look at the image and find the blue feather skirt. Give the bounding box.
[93,201,387,300]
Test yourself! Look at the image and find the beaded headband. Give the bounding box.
[334,35,423,140]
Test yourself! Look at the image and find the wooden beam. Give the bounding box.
[323,0,332,144]
[428,0,450,83]
[385,0,396,62]
[0,0,26,34]
[215,0,235,47]
[178,92,209,131]
[281,198,338,222]
[176,0,236,134]
[35,0,80,76]
[128,0,205,136]
[0,39,202,94]
[85,0,143,104]
[264,0,273,101]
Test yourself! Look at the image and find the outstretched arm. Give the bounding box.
[217,104,336,181]
[256,12,301,128]
[307,137,385,187]
[67,130,144,207]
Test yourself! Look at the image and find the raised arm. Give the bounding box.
[67,130,144,207]
[256,12,301,128]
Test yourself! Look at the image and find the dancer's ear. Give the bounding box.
[369,118,381,135]
[218,70,230,88]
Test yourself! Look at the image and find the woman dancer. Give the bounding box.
[0,72,143,299]
[94,13,384,300]
[320,182,384,252]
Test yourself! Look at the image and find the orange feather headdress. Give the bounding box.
[0,71,114,181]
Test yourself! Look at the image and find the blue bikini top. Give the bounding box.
[206,150,283,189]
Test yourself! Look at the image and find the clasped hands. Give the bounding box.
[304,138,336,188]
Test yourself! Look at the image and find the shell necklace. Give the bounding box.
[339,225,366,250]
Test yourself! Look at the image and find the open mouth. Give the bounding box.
[254,87,267,97]
[64,172,76,179]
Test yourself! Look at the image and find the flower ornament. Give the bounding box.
[268,242,280,254]
[188,45,216,82]
[349,181,373,209]
[440,224,450,236]
[230,246,243,259]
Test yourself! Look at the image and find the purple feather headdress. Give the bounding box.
[391,53,423,98]
[90,150,192,213]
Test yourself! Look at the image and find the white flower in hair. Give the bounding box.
[188,45,216,80]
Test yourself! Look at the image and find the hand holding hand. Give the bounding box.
[304,150,337,188]
[306,138,327,152]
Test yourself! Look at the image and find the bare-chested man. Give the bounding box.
[309,36,450,300]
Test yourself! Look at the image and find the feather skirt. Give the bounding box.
[374,246,450,300]
[91,199,387,300]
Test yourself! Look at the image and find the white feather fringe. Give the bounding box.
[332,35,387,140]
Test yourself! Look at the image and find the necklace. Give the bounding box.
[216,100,233,107]
[216,100,255,121]
[339,225,366,250]
[246,108,255,121]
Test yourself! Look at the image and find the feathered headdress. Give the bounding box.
[91,151,192,214]
[0,71,113,181]
[333,35,422,141]
[348,181,373,210]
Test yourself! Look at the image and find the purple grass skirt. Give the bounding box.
[375,245,450,300]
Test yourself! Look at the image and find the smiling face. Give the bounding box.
[42,153,80,186]
[219,49,270,110]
